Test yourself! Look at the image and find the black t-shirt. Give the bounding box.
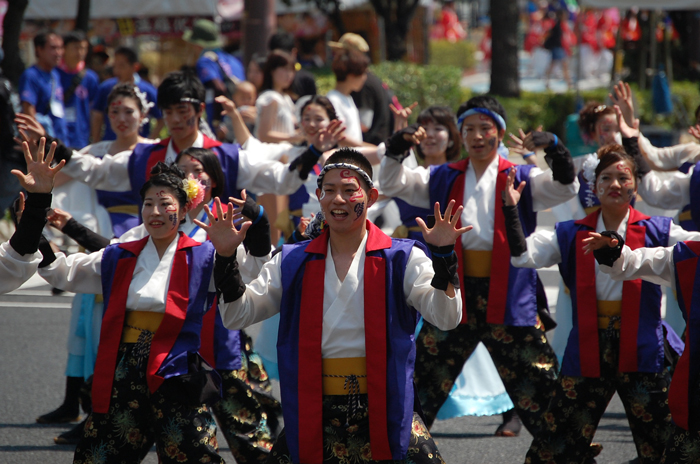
[290,69,317,101]
[351,72,391,145]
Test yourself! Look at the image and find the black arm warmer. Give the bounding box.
[38,235,56,268]
[502,205,527,257]
[543,141,576,185]
[592,231,625,267]
[43,136,73,165]
[214,253,246,303]
[242,211,271,257]
[384,124,420,162]
[9,193,51,255]
[622,136,651,177]
[62,218,110,252]
[288,145,321,180]
[426,243,460,291]
[286,229,307,244]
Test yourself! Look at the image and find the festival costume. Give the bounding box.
[598,241,700,464]
[39,233,224,464]
[218,221,462,463]
[380,153,578,433]
[92,76,161,141]
[514,207,693,463]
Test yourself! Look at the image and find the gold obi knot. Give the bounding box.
[391,225,422,238]
[322,357,367,395]
[462,250,492,278]
[597,300,622,329]
[679,210,692,223]
[584,206,601,215]
[121,311,164,343]
[106,205,140,216]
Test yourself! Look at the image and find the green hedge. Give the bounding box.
[429,40,476,70]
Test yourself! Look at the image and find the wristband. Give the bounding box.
[253,205,264,225]
[522,151,535,159]
[552,134,558,147]
[309,144,322,158]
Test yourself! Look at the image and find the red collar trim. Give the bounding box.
[305,221,391,256]
[118,232,201,255]
[447,156,515,174]
[575,206,649,229]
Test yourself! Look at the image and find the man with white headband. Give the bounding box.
[379,95,579,437]
[202,147,470,463]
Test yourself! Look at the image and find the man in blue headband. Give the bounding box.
[205,147,472,464]
[379,95,578,438]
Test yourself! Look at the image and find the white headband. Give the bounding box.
[316,163,374,190]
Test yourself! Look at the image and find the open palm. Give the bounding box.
[11,138,65,193]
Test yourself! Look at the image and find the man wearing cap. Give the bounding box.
[185,19,245,129]
[379,95,579,437]
[329,33,391,145]
[209,147,467,464]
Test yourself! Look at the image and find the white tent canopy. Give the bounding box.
[25,0,220,20]
[579,0,700,10]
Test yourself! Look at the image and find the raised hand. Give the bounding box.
[390,101,418,132]
[11,138,66,193]
[504,169,526,206]
[417,200,473,247]
[216,95,237,117]
[194,197,251,257]
[14,113,46,147]
[47,208,73,230]
[582,231,619,255]
[614,105,640,138]
[609,81,635,127]
[312,119,346,152]
[508,126,543,155]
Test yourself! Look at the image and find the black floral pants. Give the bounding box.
[73,343,223,464]
[661,376,700,464]
[414,276,559,434]
[211,332,282,463]
[526,330,673,464]
[267,394,444,464]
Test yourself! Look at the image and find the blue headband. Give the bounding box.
[457,107,506,131]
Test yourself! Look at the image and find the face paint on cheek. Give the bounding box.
[627,189,635,201]
[349,190,363,203]
[598,187,605,196]
[165,204,178,213]
[319,190,326,200]
[186,115,196,128]
[168,214,178,227]
[354,202,364,219]
[488,137,496,150]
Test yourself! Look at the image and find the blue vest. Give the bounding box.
[555,208,670,377]
[394,197,432,243]
[428,158,539,326]
[277,222,424,463]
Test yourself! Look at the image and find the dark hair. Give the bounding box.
[300,95,338,121]
[139,162,188,210]
[107,82,149,114]
[33,31,60,50]
[331,50,369,82]
[456,95,507,129]
[268,32,296,53]
[594,143,638,183]
[261,50,294,91]
[324,147,373,189]
[114,46,138,65]
[415,106,461,161]
[63,31,86,47]
[157,71,206,111]
[578,102,615,138]
[175,147,225,199]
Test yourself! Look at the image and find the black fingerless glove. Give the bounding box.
[38,235,56,268]
[289,145,322,180]
[9,192,51,255]
[502,205,527,257]
[622,136,650,178]
[530,131,557,148]
[43,136,73,165]
[62,218,110,252]
[426,243,460,291]
[286,229,307,244]
[384,124,421,162]
[542,137,576,185]
[214,253,246,303]
[592,231,625,267]
[241,200,271,257]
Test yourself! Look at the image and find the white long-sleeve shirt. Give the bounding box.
[379,155,579,250]
[599,245,676,289]
[60,132,303,196]
[638,133,700,171]
[219,233,462,358]
[513,210,700,299]
[0,242,42,295]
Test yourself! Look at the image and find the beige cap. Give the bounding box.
[328,33,369,53]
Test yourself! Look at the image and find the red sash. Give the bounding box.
[574,207,648,377]
[447,157,516,324]
[669,240,700,430]
[297,221,393,462]
[92,233,198,413]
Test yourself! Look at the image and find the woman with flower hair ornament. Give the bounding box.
[502,142,700,463]
[37,162,231,464]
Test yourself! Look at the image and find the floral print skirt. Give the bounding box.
[211,331,282,463]
[414,276,559,434]
[73,342,223,464]
[661,376,700,464]
[526,330,673,464]
[267,394,445,464]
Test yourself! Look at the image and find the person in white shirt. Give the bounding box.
[200,148,467,464]
[326,48,370,147]
[378,95,579,437]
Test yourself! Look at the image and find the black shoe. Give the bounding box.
[54,419,86,445]
[36,404,80,424]
[494,409,522,437]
